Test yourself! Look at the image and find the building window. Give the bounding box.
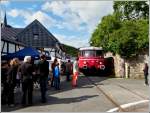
[33,34,39,40]
[9,43,15,53]
[3,42,7,53]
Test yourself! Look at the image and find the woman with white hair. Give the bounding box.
[19,56,34,106]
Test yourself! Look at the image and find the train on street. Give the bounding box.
[78,46,105,75]
[78,46,114,76]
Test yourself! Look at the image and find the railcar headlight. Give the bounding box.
[83,61,86,64]
[100,65,105,70]
[99,62,102,64]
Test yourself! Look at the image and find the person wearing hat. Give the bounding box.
[37,54,49,103]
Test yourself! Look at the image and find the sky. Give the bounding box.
[0,0,114,48]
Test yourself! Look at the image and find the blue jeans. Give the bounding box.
[54,77,60,90]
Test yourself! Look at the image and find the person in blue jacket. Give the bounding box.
[54,62,60,90]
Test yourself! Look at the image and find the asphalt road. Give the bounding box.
[1,74,149,112]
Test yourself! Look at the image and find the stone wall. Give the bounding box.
[105,49,149,79]
[126,53,148,79]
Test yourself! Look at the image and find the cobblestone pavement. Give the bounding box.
[1,75,149,112]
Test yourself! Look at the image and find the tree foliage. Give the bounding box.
[113,1,149,20]
[63,44,78,57]
[90,1,149,58]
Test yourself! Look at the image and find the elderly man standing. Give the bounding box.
[37,54,49,103]
[20,56,34,106]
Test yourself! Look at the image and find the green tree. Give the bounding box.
[113,1,149,20]
[90,13,121,52]
[90,1,149,58]
[63,44,78,57]
[108,20,139,58]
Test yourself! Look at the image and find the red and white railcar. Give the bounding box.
[78,46,106,75]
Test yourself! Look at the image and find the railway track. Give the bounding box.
[85,76,126,112]
[116,84,149,100]
[85,76,149,112]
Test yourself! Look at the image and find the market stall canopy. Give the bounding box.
[2,47,40,60]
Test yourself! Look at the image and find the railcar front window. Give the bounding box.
[80,50,103,57]
[81,50,96,57]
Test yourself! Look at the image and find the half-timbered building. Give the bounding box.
[1,13,65,59]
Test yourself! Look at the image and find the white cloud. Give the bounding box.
[7,9,56,29]
[1,10,4,23]
[24,11,56,28]
[42,1,84,31]
[42,1,68,17]
[1,1,10,6]
[28,4,38,10]
[41,1,113,47]
[7,9,20,17]
[6,1,114,48]
[54,33,89,48]
[42,1,113,33]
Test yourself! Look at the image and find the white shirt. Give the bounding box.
[73,60,78,73]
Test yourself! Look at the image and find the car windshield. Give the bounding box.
[80,50,103,57]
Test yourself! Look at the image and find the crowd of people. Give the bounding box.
[2,54,148,108]
[1,54,79,108]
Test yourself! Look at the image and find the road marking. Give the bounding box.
[107,100,149,112]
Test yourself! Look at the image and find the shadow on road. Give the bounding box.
[2,94,99,112]
[34,95,99,106]
[1,75,109,112]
